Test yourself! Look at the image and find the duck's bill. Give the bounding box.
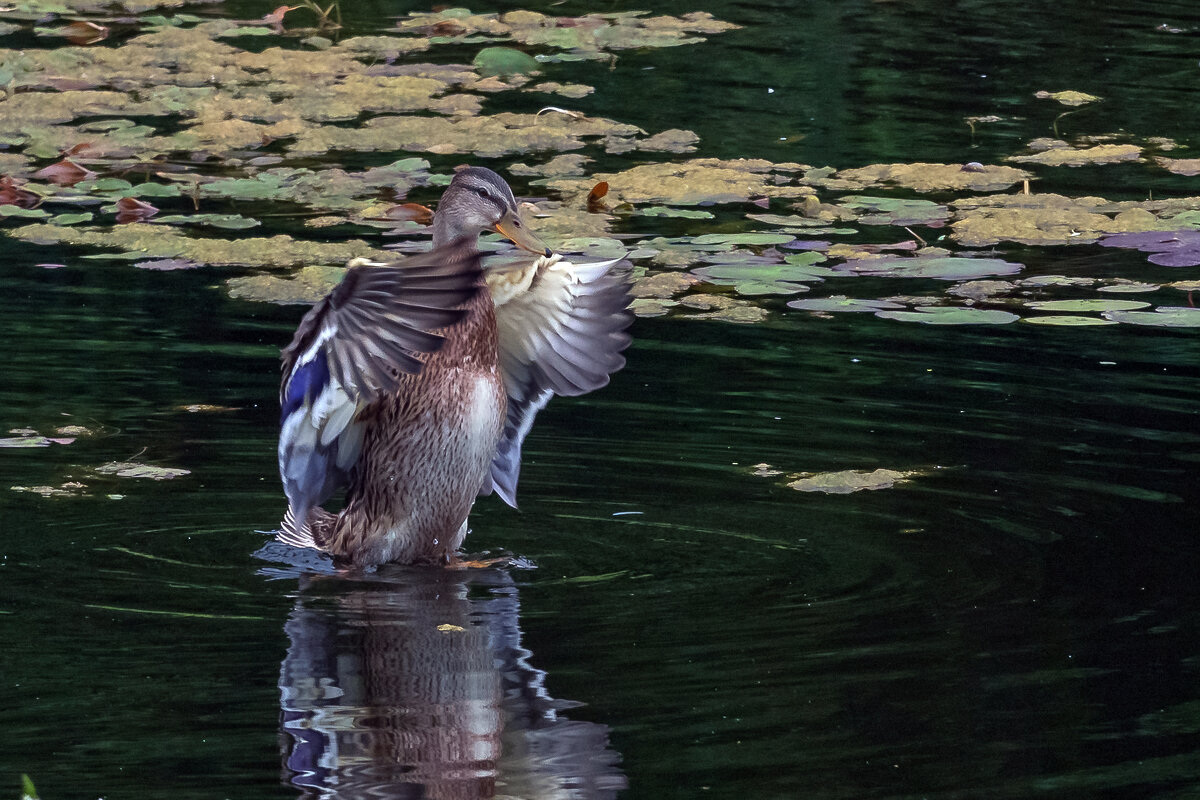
[493,210,552,258]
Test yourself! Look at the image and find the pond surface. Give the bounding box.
[3,0,1200,798]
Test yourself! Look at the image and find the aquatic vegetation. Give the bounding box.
[787,468,921,494]
[0,2,1198,340]
[94,460,190,479]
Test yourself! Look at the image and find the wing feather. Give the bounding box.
[483,254,632,507]
[278,247,483,533]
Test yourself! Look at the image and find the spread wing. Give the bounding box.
[278,249,483,542]
[482,253,632,508]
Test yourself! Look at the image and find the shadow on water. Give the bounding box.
[258,546,625,799]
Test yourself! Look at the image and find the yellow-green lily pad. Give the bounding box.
[788,468,919,494]
[691,232,795,246]
[226,264,347,304]
[94,461,189,479]
[1022,315,1117,326]
[1034,90,1102,106]
[819,162,1032,193]
[1009,142,1142,167]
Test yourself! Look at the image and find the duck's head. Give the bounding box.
[432,166,551,257]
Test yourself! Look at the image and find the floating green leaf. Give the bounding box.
[787,296,905,313]
[835,256,1023,280]
[473,47,540,77]
[1102,307,1200,327]
[691,232,795,246]
[691,262,813,296]
[1024,299,1150,312]
[875,306,1020,325]
[639,206,715,219]
[1022,315,1117,326]
[155,213,261,230]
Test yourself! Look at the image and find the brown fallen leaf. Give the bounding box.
[587,180,609,212]
[0,177,41,209]
[262,4,297,26]
[115,197,158,224]
[60,20,109,45]
[33,158,96,187]
[380,202,433,224]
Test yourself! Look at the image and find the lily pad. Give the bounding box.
[952,193,1155,247]
[11,482,89,497]
[1022,315,1117,326]
[875,307,1020,325]
[639,206,715,219]
[473,46,539,77]
[1099,230,1200,267]
[834,256,1023,281]
[399,9,740,56]
[1102,307,1200,327]
[227,264,347,304]
[838,195,950,227]
[0,435,54,447]
[94,461,189,480]
[1034,90,1102,106]
[820,162,1031,193]
[1024,299,1150,312]
[678,294,769,324]
[1097,281,1160,293]
[545,158,808,206]
[154,213,261,230]
[1009,142,1141,167]
[788,468,918,494]
[691,262,813,296]
[1157,158,1200,177]
[786,296,905,313]
[9,223,391,268]
[631,271,701,299]
[691,232,794,246]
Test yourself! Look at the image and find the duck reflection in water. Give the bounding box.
[275,563,626,799]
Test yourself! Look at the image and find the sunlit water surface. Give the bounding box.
[4,0,1200,798]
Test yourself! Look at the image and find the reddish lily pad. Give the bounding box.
[1099,230,1200,267]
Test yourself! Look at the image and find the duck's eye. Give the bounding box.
[474,186,493,202]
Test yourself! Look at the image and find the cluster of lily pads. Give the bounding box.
[2,2,1200,338]
[3,419,191,496]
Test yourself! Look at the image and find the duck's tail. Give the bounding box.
[277,506,319,550]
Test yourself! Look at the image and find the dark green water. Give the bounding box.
[4,1,1200,798]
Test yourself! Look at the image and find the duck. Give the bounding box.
[276,166,632,568]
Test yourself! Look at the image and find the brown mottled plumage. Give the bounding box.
[276,167,632,567]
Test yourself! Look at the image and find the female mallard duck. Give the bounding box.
[276,167,631,567]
